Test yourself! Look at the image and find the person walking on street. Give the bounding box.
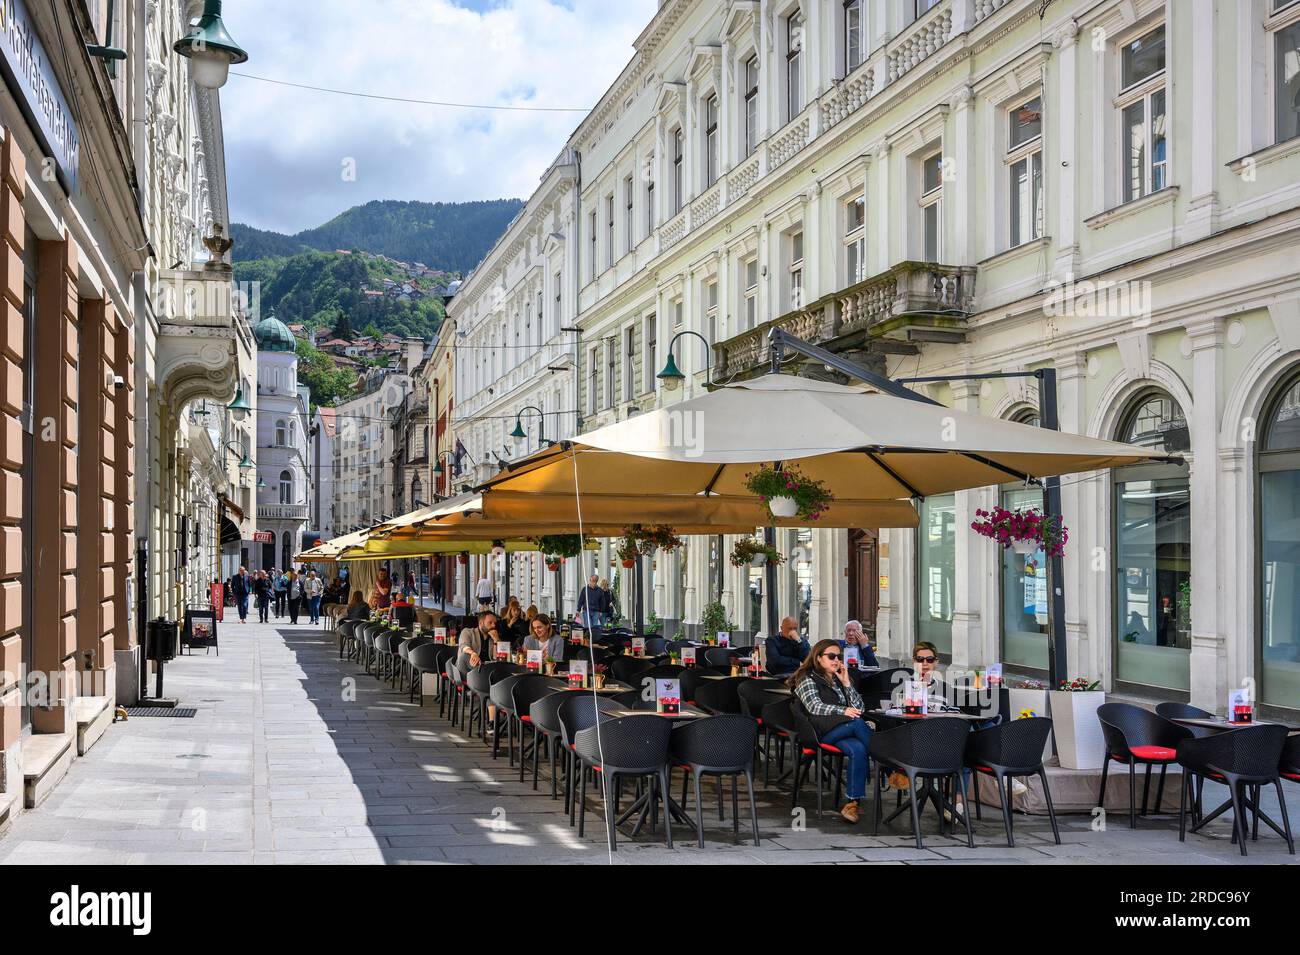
[305,570,324,625]
[475,574,494,610]
[431,568,444,609]
[273,570,289,617]
[253,570,272,623]
[231,567,250,623]
[577,575,605,630]
[287,570,304,624]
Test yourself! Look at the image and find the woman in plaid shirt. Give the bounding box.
[788,638,873,823]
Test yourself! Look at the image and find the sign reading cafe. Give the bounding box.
[0,0,80,193]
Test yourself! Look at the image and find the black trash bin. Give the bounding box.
[145,618,179,662]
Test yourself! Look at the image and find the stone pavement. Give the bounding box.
[0,619,1295,865]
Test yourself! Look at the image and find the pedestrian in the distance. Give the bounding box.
[274,569,289,617]
[287,569,304,624]
[231,567,250,623]
[305,570,324,625]
[253,570,271,623]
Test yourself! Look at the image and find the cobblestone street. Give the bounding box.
[0,621,1294,865]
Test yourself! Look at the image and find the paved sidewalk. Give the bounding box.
[0,620,1295,864]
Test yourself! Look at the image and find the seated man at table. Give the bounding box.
[766,616,810,677]
[840,620,879,668]
[458,609,503,669]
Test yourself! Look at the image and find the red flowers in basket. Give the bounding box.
[970,505,1068,558]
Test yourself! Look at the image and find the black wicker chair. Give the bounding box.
[1097,702,1191,828]
[610,656,656,685]
[694,676,748,715]
[1282,734,1300,789]
[407,642,443,706]
[1178,724,1294,856]
[854,666,910,707]
[965,717,1060,847]
[529,691,573,798]
[869,717,974,849]
[573,716,674,851]
[680,667,728,705]
[669,715,761,847]
[788,701,847,818]
[513,675,565,784]
[759,697,801,787]
[557,694,620,820]
[703,647,737,668]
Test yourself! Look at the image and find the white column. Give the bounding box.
[1051,19,1080,278]
[949,85,975,265]
[949,380,983,669]
[1184,0,1218,241]
[1187,318,1227,711]
[872,140,890,272]
[1056,354,1091,678]
[810,527,848,641]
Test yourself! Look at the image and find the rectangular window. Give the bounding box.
[605,340,616,409]
[743,256,758,330]
[643,313,657,394]
[672,129,684,213]
[704,95,719,187]
[789,230,804,309]
[673,297,684,329]
[744,56,759,156]
[588,210,597,279]
[623,325,635,402]
[916,492,956,655]
[845,0,863,73]
[705,278,718,346]
[646,164,657,232]
[1118,25,1167,203]
[536,290,543,344]
[920,152,943,261]
[605,194,615,265]
[588,346,599,414]
[553,271,562,333]
[1007,96,1044,247]
[1274,17,1300,143]
[844,196,866,284]
[624,174,635,251]
[786,13,805,120]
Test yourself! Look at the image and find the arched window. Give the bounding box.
[1258,372,1300,711]
[411,475,423,506]
[281,531,292,572]
[279,469,293,505]
[275,419,287,445]
[1113,389,1191,693]
[287,419,296,445]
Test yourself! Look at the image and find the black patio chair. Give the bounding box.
[703,647,737,668]
[694,676,748,715]
[337,619,358,659]
[965,717,1060,847]
[680,666,728,705]
[407,642,443,706]
[643,637,668,656]
[669,714,761,848]
[759,697,800,787]
[1177,723,1294,857]
[854,666,910,706]
[513,675,565,784]
[789,701,848,818]
[610,656,656,684]
[1097,702,1191,828]
[869,717,974,850]
[398,635,433,693]
[529,691,573,798]
[573,716,674,852]
[557,694,621,821]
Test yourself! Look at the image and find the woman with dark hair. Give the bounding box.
[345,591,369,621]
[788,638,873,823]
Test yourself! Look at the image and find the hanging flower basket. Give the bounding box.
[744,464,833,523]
[532,534,586,559]
[729,538,784,568]
[624,524,683,553]
[615,534,641,568]
[457,552,469,565]
[545,558,561,572]
[970,506,1068,558]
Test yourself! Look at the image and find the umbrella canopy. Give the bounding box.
[295,527,371,562]
[477,375,1179,505]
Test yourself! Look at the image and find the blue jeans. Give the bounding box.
[821,718,873,801]
[308,596,322,622]
[237,595,249,621]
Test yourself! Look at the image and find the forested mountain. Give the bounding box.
[230,198,523,273]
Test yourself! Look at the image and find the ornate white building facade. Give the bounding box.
[458,0,1300,718]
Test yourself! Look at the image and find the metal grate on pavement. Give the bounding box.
[124,706,198,718]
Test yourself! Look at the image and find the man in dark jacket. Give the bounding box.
[231,567,250,623]
[577,575,605,629]
[766,616,810,676]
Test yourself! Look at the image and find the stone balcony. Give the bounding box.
[258,502,308,522]
[155,266,251,408]
[715,261,976,379]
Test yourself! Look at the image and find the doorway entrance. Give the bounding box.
[847,528,879,637]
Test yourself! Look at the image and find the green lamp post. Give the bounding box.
[173,0,249,90]
[657,331,715,392]
[510,405,545,446]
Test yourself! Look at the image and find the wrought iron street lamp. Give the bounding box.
[657,330,716,392]
[510,405,546,446]
[173,0,249,90]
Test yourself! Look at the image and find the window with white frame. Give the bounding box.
[588,346,599,414]
[524,302,532,350]
[704,94,719,187]
[845,0,864,74]
[913,0,941,19]
[920,151,943,261]
[672,128,684,213]
[788,230,804,309]
[536,290,543,345]
[1008,95,1044,247]
[605,194,615,266]
[742,256,759,330]
[588,210,597,279]
[646,158,657,232]
[673,297,684,329]
[1117,24,1167,203]
[704,278,719,345]
[275,419,287,445]
[279,469,293,504]
[844,196,866,284]
[1272,2,1300,143]
[623,325,635,402]
[743,56,759,156]
[786,11,805,121]
[553,271,562,333]
[624,174,635,251]
[605,340,616,409]
[643,313,657,393]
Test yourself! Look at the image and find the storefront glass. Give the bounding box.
[1260,375,1300,711]
[917,493,955,654]
[1001,486,1048,670]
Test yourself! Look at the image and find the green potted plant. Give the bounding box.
[699,600,733,644]
[730,537,784,568]
[744,464,833,522]
[615,535,640,568]
[533,534,586,559]
[625,524,684,552]
[645,611,662,635]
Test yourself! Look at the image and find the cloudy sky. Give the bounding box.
[222,0,658,235]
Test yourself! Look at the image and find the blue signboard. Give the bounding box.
[0,0,80,193]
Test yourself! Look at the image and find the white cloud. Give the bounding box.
[222,0,657,233]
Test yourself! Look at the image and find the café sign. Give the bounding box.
[0,0,80,193]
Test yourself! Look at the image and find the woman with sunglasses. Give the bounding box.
[787,638,873,823]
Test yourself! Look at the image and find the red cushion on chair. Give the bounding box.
[519,715,532,723]
[974,764,994,774]
[1282,772,1300,782]
[819,743,844,755]
[1124,745,1178,761]
[800,747,815,756]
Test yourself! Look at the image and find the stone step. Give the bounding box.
[73,695,113,756]
[22,733,73,809]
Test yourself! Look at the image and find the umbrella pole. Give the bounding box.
[554,565,563,624]
[504,552,512,608]
[635,552,644,635]
[763,526,778,639]
[463,561,471,616]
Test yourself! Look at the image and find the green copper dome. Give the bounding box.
[254,312,295,352]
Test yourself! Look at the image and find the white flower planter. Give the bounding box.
[1049,690,1106,770]
[769,496,799,518]
[1011,539,1037,555]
